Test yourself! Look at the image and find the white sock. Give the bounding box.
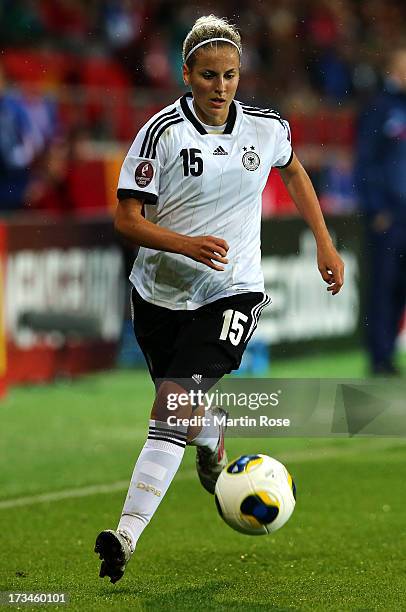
[189,409,220,452]
[118,419,187,547]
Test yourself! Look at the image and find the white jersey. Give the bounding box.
[118,93,292,310]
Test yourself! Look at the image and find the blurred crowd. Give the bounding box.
[1,0,406,214]
[2,0,406,101]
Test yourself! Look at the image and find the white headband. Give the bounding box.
[185,37,241,63]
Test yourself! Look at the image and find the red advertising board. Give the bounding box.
[4,216,125,384]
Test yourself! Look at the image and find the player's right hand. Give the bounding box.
[182,235,229,271]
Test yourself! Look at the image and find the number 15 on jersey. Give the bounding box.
[180,148,203,177]
[220,309,249,346]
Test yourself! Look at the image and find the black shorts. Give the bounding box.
[131,287,270,391]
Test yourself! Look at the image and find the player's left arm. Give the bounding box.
[279,153,344,295]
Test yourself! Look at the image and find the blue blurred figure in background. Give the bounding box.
[356,47,406,375]
[0,63,36,212]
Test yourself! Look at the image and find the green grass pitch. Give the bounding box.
[1,350,405,611]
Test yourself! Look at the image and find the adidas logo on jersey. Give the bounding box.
[213,146,228,155]
[192,374,202,385]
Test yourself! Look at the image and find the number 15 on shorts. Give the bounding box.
[219,309,248,346]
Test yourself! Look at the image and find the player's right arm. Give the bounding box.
[115,197,229,272]
[116,112,228,271]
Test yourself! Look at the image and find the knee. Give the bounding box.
[151,380,193,422]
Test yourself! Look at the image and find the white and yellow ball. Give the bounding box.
[214,454,296,535]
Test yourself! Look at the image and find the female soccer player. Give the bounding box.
[95,15,344,583]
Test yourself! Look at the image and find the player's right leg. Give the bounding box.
[95,380,192,582]
[96,289,193,582]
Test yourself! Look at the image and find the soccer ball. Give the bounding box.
[214,454,296,535]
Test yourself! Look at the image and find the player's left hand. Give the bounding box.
[317,242,344,295]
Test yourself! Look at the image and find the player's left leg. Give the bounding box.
[165,291,271,493]
[192,405,229,494]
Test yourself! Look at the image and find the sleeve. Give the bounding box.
[117,123,165,205]
[273,118,293,169]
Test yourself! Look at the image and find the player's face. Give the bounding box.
[183,46,240,126]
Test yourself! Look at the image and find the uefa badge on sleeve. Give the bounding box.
[135,162,154,188]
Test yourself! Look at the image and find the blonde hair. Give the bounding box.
[183,15,242,67]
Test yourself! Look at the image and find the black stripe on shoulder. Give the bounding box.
[243,110,282,119]
[145,113,182,158]
[117,189,158,204]
[140,108,179,157]
[274,148,293,169]
[241,104,281,116]
[150,117,184,159]
[243,110,285,126]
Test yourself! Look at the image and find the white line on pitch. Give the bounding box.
[0,480,130,510]
[0,471,197,511]
[0,439,404,510]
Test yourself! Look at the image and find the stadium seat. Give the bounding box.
[3,49,69,89]
[80,57,132,137]
[67,159,108,214]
